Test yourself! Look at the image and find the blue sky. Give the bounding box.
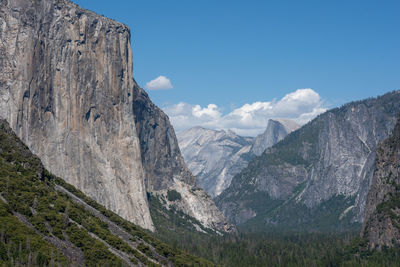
[74,0,400,135]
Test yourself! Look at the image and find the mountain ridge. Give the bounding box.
[178,119,298,198]
[216,90,400,230]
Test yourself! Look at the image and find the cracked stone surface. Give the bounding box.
[178,119,298,198]
[363,114,400,249]
[0,0,232,233]
[216,91,400,226]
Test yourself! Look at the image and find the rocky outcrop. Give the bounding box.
[154,178,236,233]
[133,86,195,191]
[0,118,207,266]
[178,120,297,198]
[0,0,153,230]
[178,127,253,197]
[216,91,400,230]
[0,0,232,233]
[362,114,400,249]
[133,86,233,233]
[251,119,299,156]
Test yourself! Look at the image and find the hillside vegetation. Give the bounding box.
[0,119,213,266]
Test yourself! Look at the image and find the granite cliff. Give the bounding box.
[362,114,400,249]
[133,86,234,233]
[177,119,298,198]
[0,118,213,266]
[178,127,254,198]
[0,0,232,233]
[251,119,299,157]
[216,91,400,230]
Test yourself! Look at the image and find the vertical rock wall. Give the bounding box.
[362,115,400,249]
[0,0,153,230]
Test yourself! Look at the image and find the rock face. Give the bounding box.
[178,127,254,198]
[251,119,299,156]
[0,0,153,230]
[0,0,232,233]
[216,91,400,230]
[177,120,298,198]
[362,114,400,249]
[0,119,209,266]
[133,87,233,232]
[133,86,195,191]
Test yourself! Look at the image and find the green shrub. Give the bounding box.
[0,242,8,260]
[167,190,182,202]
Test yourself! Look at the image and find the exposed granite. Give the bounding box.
[133,85,195,191]
[177,127,254,198]
[0,0,153,230]
[251,119,299,156]
[177,119,297,198]
[0,0,232,233]
[216,91,400,228]
[133,86,234,233]
[362,114,400,249]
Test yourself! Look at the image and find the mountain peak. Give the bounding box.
[177,119,297,197]
[251,118,299,156]
[216,91,400,230]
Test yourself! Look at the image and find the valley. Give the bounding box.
[0,0,399,266]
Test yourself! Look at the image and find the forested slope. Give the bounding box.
[0,119,213,266]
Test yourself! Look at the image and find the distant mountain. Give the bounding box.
[216,91,400,231]
[362,113,400,249]
[178,119,298,198]
[251,119,300,156]
[0,119,212,266]
[178,127,254,197]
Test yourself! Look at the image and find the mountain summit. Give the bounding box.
[216,91,400,230]
[178,119,298,197]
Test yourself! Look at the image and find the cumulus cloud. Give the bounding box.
[163,88,327,136]
[145,76,173,90]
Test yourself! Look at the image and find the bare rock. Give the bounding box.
[0,0,153,230]
[0,0,232,234]
[217,91,400,228]
[362,114,400,249]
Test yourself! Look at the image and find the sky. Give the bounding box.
[74,0,400,136]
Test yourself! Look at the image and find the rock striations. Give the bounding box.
[0,118,213,266]
[133,85,195,191]
[178,119,298,198]
[178,127,254,198]
[216,91,400,229]
[251,119,299,157]
[362,114,400,249]
[0,0,232,233]
[133,88,233,233]
[0,0,153,230]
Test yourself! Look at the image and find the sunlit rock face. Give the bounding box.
[133,86,234,233]
[0,0,233,233]
[251,119,299,156]
[178,127,254,198]
[177,119,298,198]
[0,0,153,230]
[216,91,400,229]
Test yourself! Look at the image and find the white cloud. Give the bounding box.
[192,104,221,119]
[145,76,173,90]
[163,88,327,136]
